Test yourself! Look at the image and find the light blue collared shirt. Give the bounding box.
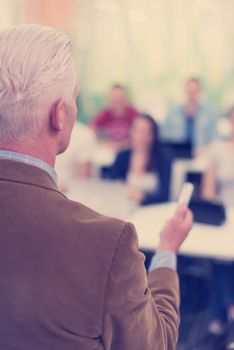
[0,150,57,184]
[149,251,177,272]
[161,103,218,150]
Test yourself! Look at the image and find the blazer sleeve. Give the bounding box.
[102,223,180,350]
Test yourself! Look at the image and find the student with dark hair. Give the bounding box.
[110,113,172,205]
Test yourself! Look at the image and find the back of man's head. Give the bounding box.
[0,25,76,143]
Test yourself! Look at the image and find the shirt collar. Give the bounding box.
[0,150,57,184]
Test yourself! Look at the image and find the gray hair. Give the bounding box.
[0,24,76,142]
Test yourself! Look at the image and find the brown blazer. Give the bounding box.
[0,159,180,350]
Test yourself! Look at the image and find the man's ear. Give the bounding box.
[50,99,65,131]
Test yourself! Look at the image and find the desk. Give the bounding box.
[129,203,234,261]
[66,179,137,219]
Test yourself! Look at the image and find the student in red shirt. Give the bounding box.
[92,85,139,149]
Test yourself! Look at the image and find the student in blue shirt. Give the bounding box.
[161,78,218,155]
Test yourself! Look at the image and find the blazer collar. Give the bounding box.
[0,159,63,194]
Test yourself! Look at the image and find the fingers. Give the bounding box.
[159,206,193,252]
[174,205,193,229]
[174,204,187,220]
[181,211,193,235]
[186,210,193,228]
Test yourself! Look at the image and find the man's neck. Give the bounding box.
[184,101,199,116]
[133,147,150,155]
[111,106,127,117]
[0,142,56,167]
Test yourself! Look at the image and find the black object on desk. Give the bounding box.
[189,199,226,226]
[162,141,193,159]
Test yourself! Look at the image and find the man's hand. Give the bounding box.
[158,205,193,252]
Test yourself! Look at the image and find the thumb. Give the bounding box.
[175,204,187,219]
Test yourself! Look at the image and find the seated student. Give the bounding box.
[91,84,139,150]
[161,78,218,156]
[196,105,234,350]
[110,113,172,206]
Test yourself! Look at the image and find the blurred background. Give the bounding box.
[1,0,234,121]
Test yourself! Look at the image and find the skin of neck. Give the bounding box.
[0,134,58,167]
[132,143,151,154]
[111,104,126,117]
[185,97,199,108]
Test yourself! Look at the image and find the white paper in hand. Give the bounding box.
[178,183,194,207]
